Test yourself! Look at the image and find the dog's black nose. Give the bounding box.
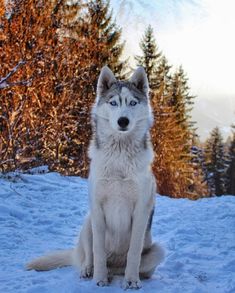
[118,117,129,129]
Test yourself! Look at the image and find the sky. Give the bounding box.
[111,0,235,141]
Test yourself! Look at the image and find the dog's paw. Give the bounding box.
[94,267,109,286]
[96,279,109,287]
[122,279,142,290]
[80,266,93,279]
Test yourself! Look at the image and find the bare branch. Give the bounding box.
[7,79,32,88]
[0,60,29,89]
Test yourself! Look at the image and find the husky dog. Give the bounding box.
[27,66,165,289]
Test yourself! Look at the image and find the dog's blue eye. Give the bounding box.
[130,100,137,106]
[110,101,118,106]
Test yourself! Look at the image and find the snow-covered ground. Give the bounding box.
[0,167,235,293]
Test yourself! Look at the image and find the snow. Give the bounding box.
[0,168,235,293]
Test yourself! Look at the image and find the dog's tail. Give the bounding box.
[26,249,73,271]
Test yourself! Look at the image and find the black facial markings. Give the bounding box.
[97,80,148,105]
[121,81,148,103]
[119,95,122,106]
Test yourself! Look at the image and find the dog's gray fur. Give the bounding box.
[26,66,165,289]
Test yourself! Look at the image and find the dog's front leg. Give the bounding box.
[123,205,150,290]
[91,204,108,286]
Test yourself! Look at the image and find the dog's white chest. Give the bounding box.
[95,178,138,254]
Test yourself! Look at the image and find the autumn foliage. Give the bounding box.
[0,0,125,176]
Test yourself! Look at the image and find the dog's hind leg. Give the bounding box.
[73,215,93,278]
[139,242,165,279]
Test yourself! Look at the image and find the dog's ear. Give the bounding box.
[130,67,149,96]
[97,66,117,97]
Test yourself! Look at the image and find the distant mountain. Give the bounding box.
[111,0,202,31]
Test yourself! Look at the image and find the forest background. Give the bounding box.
[0,0,234,198]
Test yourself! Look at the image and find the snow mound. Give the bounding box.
[0,171,234,293]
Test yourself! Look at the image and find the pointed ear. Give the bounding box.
[130,67,149,96]
[97,66,117,97]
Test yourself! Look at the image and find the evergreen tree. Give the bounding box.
[226,125,235,194]
[135,26,208,198]
[86,0,128,79]
[135,25,161,90]
[204,127,227,196]
[170,66,196,132]
[154,56,172,93]
[66,0,128,175]
[150,57,207,198]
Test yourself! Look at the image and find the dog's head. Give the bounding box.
[93,66,153,135]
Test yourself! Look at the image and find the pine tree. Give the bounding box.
[204,127,227,196]
[151,89,208,198]
[134,25,208,198]
[150,62,204,197]
[190,137,209,196]
[226,125,235,195]
[86,0,128,79]
[135,25,161,90]
[170,66,196,132]
[154,56,172,93]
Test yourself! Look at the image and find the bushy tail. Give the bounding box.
[26,249,73,271]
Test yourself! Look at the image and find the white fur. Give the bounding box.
[26,66,165,290]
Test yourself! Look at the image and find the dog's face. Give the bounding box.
[93,66,153,134]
